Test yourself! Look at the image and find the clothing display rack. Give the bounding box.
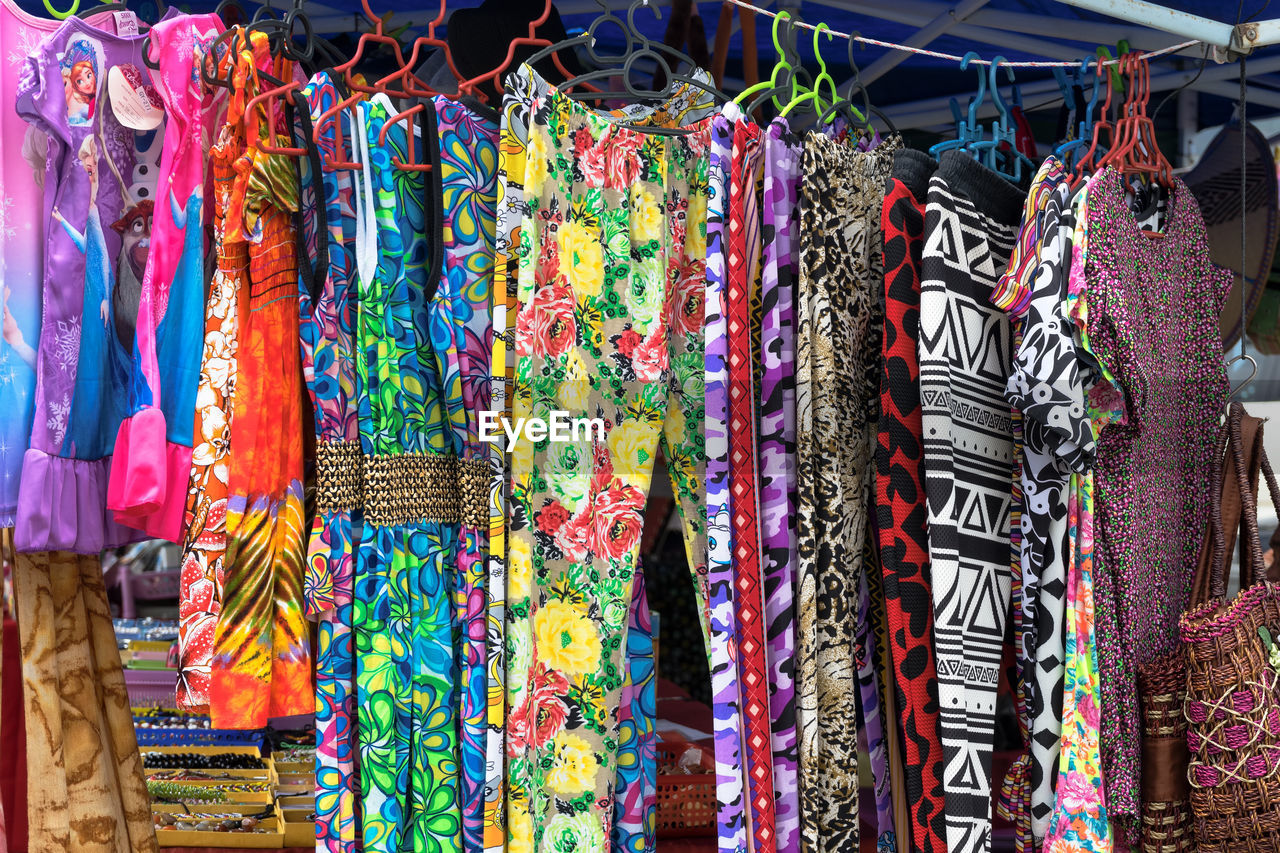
[1,0,1279,852]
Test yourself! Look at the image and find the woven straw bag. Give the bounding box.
[1142,406,1273,852]
[1180,403,1280,853]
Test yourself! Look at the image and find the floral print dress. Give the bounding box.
[503,66,711,853]
[353,93,462,853]
[302,70,361,853]
[212,49,311,730]
[428,94,500,851]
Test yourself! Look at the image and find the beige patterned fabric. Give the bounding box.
[11,545,157,853]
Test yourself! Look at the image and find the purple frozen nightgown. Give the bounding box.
[14,14,158,552]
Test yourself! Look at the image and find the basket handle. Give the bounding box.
[1198,403,1276,602]
[1194,406,1266,604]
[1190,417,1229,608]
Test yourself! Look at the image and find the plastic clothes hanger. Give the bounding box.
[735,10,799,109]
[778,23,840,119]
[374,0,462,99]
[740,14,815,119]
[245,79,307,156]
[1096,52,1172,194]
[1056,55,1101,167]
[368,0,460,169]
[332,0,419,97]
[815,35,895,143]
[930,51,986,160]
[204,24,252,90]
[377,102,433,172]
[970,57,1035,182]
[202,3,305,89]
[1071,51,1116,188]
[312,0,430,170]
[520,0,729,119]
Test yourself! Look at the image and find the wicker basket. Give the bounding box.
[655,740,716,838]
[1180,404,1280,853]
[1137,649,1195,852]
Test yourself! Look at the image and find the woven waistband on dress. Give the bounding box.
[364,452,461,527]
[459,458,490,529]
[316,440,365,514]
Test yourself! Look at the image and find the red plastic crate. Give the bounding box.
[656,740,716,838]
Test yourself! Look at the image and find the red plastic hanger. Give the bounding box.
[1071,53,1114,188]
[379,105,432,172]
[375,0,461,99]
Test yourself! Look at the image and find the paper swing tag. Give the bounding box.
[108,64,164,131]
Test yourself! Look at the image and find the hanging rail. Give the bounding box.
[721,0,1200,66]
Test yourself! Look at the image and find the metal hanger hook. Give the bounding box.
[1228,352,1259,398]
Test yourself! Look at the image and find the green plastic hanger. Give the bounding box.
[778,23,841,118]
[1098,45,1124,98]
[43,0,79,20]
[735,10,805,111]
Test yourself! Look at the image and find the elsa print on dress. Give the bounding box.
[55,134,151,459]
[60,37,101,126]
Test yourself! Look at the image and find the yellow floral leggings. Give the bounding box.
[503,84,712,853]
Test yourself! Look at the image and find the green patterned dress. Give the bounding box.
[352,93,463,853]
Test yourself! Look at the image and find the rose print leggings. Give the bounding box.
[504,84,711,853]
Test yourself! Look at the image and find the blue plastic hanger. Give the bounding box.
[971,56,1035,182]
[1055,54,1104,166]
[930,51,986,160]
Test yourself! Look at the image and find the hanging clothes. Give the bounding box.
[502,63,712,853]
[11,545,156,853]
[429,93,500,853]
[704,104,749,853]
[14,14,153,553]
[489,69,718,853]
[1042,174,1116,853]
[918,150,1025,853]
[795,130,898,853]
[106,11,223,543]
[175,33,247,711]
[302,71,361,853]
[208,44,311,730]
[614,571,657,853]
[989,156,1067,848]
[1006,167,1097,844]
[876,146,948,853]
[0,0,109,529]
[726,116,777,853]
[1086,167,1230,831]
[758,116,803,853]
[353,92,463,853]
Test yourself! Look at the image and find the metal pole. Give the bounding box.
[1236,18,1280,51]
[856,0,993,87]
[1054,0,1235,48]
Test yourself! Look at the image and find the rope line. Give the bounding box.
[721,0,1206,68]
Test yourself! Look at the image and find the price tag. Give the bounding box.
[108,64,164,131]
